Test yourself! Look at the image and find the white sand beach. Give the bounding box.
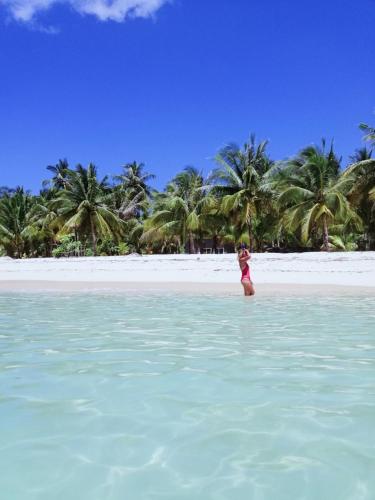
[0,252,374,294]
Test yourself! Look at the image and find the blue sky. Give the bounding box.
[0,0,374,192]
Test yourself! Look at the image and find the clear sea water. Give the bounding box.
[1,292,375,500]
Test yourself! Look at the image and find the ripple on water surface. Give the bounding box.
[0,293,375,500]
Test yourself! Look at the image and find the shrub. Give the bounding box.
[52,235,82,258]
[52,246,65,258]
[98,238,118,256]
[117,242,130,255]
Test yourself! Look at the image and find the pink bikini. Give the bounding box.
[240,251,251,282]
[241,263,251,282]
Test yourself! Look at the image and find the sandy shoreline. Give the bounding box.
[0,252,374,295]
[1,280,375,296]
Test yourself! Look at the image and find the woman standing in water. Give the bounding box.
[238,243,255,296]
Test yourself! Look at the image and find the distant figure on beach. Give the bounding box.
[238,243,255,296]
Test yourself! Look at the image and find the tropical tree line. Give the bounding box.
[1,124,374,258]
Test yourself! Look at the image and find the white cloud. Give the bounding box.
[0,0,170,23]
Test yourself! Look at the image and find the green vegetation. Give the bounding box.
[278,141,360,251]
[1,125,375,257]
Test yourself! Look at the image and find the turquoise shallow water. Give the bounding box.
[1,292,375,500]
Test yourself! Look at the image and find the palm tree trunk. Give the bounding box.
[322,214,329,251]
[248,221,254,253]
[256,238,261,253]
[189,232,195,254]
[15,237,23,259]
[46,239,52,258]
[90,215,97,256]
[212,234,218,254]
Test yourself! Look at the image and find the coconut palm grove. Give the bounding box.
[1,123,374,258]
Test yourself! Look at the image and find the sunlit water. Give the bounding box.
[1,292,375,500]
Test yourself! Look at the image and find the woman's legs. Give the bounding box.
[241,280,255,296]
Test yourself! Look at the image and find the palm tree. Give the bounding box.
[53,164,124,255]
[110,185,150,223]
[278,141,359,251]
[26,192,62,257]
[114,162,155,198]
[112,162,155,221]
[197,195,229,252]
[211,135,274,251]
[0,187,32,258]
[343,154,375,249]
[360,123,375,146]
[44,159,70,190]
[144,167,207,253]
[349,147,373,164]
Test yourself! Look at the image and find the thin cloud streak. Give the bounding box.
[0,0,170,23]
